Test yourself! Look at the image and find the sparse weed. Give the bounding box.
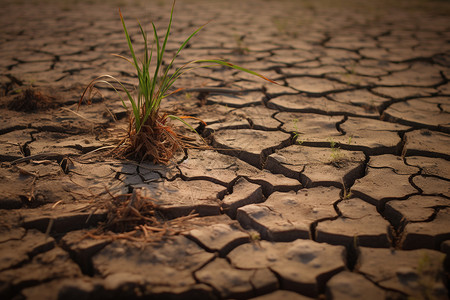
[249,230,261,242]
[184,92,193,101]
[342,180,352,199]
[233,34,249,55]
[271,17,288,35]
[79,1,276,164]
[409,252,446,300]
[341,62,359,85]
[347,135,353,145]
[271,17,299,38]
[292,118,303,144]
[328,137,344,164]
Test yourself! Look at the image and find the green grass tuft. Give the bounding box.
[80,0,277,164]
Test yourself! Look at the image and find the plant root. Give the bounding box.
[110,113,197,164]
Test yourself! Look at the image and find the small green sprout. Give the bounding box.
[271,17,288,35]
[343,190,352,200]
[249,230,261,242]
[184,92,193,101]
[412,252,446,300]
[342,180,352,199]
[347,135,353,145]
[233,34,249,55]
[329,138,337,149]
[271,17,299,38]
[328,137,344,164]
[292,118,303,144]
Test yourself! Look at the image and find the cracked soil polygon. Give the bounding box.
[275,112,342,143]
[406,156,450,179]
[404,129,450,159]
[357,247,447,298]
[351,167,417,208]
[268,94,377,117]
[93,236,214,289]
[188,223,249,256]
[212,129,291,168]
[137,179,227,218]
[196,258,278,299]
[237,187,340,241]
[325,271,386,300]
[335,117,410,154]
[266,144,365,188]
[400,207,450,250]
[222,177,264,218]
[384,97,450,133]
[228,239,346,297]
[384,195,449,226]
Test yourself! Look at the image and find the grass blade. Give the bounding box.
[194,59,280,85]
[119,9,141,78]
[80,75,141,130]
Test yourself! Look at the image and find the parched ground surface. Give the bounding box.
[0,0,449,299]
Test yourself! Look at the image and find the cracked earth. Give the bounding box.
[1,0,449,299]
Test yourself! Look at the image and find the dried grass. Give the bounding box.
[87,188,198,243]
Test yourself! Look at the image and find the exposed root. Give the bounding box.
[110,113,202,164]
